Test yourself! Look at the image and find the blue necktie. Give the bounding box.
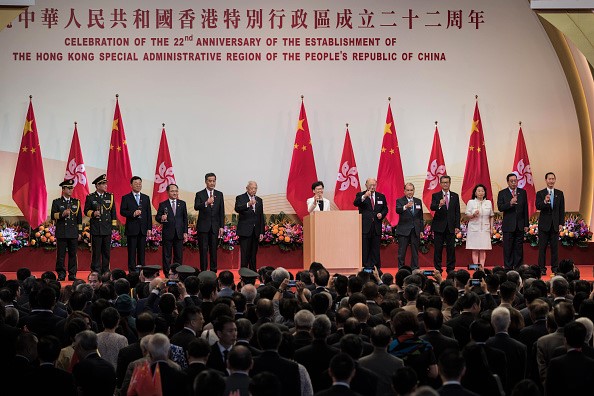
[549,190,554,208]
[135,193,140,205]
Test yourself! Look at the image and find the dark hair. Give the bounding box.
[257,323,282,350]
[499,281,517,302]
[329,353,355,382]
[200,281,217,299]
[213,315,235,333]
[249,372,281,396]
[470,319,492,342]
[311,293,330,315]
[440,175,451,183]
[438,349,466,380]
[136,312,156,334]
[311,181,324,190]
[228,345,253,371]
[114,278,131,296]
[511,379,541,396]
[184,276,200,295]
[130,176,142,184]
[554,302,575,327]
[340,334,363,359]
[16,267,31,281]
[101,307,120,329]
[194,370,225,396]
[218,271,234,286]
[166,183,178,191]
[423,307,444,331]
[370,324,392,347]
[544,172,556,180]
[506,173,517,182]
[392,311,419,336]
[564,321,587,348]
[471,184,488,199]
[37,335,61,362]
[204,172,216,181]
[392,367,418,395]
[187,338,211,359]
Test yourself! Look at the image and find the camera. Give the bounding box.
[166,280,179,286]
[468,264,481,271]
[422,270,434,276]
[363,268,374,274]
[470,279,481,286]
[287,280,297,287]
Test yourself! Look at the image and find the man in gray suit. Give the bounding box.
[536,301,574,383]
[359,324,404,396]
[395,183,424,269]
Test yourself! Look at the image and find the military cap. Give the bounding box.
[198,270,217,283]
[59,179,75,188]
[92,174,108,185]
[139,264,161,277]
[176,265,197,275]
[239,267,259,279]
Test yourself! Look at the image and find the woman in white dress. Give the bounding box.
[307,181,331,213]
[465,184,494,265]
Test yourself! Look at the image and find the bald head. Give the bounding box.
[365,178,377,191]
[246,181,258,196]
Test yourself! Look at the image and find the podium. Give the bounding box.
[303,211,362,274]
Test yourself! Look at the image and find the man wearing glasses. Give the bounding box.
[51,179,82,281]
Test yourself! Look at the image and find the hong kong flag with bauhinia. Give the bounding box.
[423,123,447,214]
[106,95,133,224]
[334,126,360,210]
[376,100,405,226]
[286,98,318,220]
[152,126,177,211]
[63,122,90,203]
[512,125,536,216]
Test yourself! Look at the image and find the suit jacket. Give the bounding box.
[151,361,187,396]
[29,364,76,395]
[307,197,331,212]
[395,196,423,236]
[462,343,508,396]
[194,189,225,232]
[535,188,565,231]
[235,192,265,237]
[224,372,251,396]
[116,341,142,388]
[420,330,459,360]
[358,348,404,396]
[497,188,529,231]
[251,350,301,396]
[120,192,152,236]
[445,312,476,348]
[170,328,197,353]
[72,353,117,396]
[545,350,594,395]
[353,191,389,235]
[18,310,63,337]
[84,191,117,235]
[156,199,188,239]
[430,191,461,233]
[486,333,527,392]
[315,384,362,396]
[206,342,229,375]
[438,383,479,396]
[536,328,566,382]
[51,197,82,238]
[294,339,340,392]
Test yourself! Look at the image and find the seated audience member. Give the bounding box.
[437,349,479,396]
[359,324,404,396]
[315,353,359,396]
[224,345,253,396]
[545,321,594,395]
[72,330,117,396]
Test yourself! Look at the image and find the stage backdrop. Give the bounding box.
[0,0,582,219]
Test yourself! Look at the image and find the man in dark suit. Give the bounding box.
[30,335,76,395]
[170,306,204,353]
[535,172,565,274]
[395,182,424,269]
[120,176,153,273]
[206,315,237,375]
[353,178,389,269]
[72,330,117,396]
[486,307,527,393]
[315,353,360,396]
[235,181,265,271]
[420,308,459,361]
[84,174,117,274]
[18,287,62,337]
[194,172,225,272]
[545,321,594,395]
[225,345,253,396]
[430,175,460,273]
[445,292,480,349]
[51,179,82,281]
[438,349,479,396]
[497,173,529,270]
[156,183,188,273]
[116,312,154,389]
[147,333,188,395]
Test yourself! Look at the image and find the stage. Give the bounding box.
[0,244,592,280]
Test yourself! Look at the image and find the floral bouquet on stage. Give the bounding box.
[420,222,434,254]
[145,224,162,251]
[455,221,467,247]
[560,214,592,248]
[381,222,395,247]
[31,223,57,250]
[0,221,30,253]
[491,216,503,245]
[525,223,539,247]
[111,228,123,248]
[264,213,303,251]
[184,225,199,250]
[219,224,240,251]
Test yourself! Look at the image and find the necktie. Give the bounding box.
[445,193,450,209]
[371,194,375,210]
[172,200,176,215]
[223,349,229,362]
[409,199,414,214]
[251,196,256,212]
[135,193,140,205]
[549,189,554,207]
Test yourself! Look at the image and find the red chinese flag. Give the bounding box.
[334,127,360,210]
[377,102,405,226]
[461,101,492,203]
[286,99,318,220]
[64,123,90,203]
[152,127,176,210]
[106,97,133,224]
[12,98,48,228]
[512,126,536,216]
[423,125,447,213]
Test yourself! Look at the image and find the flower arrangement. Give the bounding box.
[146,224,162,251]
[0,223,29,253]
[219,224,240,251]
[184,225,199,250]
[420,223,434,253]
[263,213,303,251]
[559,214,592,247]
[30,223,57,249]
[381,223,395,247]
[491,217,503,244]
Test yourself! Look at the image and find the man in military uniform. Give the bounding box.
[84,174,117,274]
[51,179,82,281]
